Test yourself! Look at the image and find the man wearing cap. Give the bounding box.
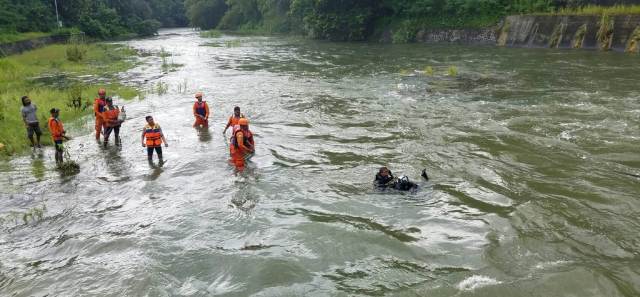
[193,92,210,128]
[94,88,107,141]
[229,118,254,171]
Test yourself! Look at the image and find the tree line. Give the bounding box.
[184,0,640,41]
[0,0,188,39]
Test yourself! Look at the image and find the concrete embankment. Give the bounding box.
[0,34,73,57]
[381,14,640,53]
[498,15,640,52]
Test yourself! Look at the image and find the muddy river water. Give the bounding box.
[1,28,639,296]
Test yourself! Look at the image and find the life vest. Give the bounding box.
[231,125,254,150]
[194,101,207,117]
[103,105,120,127]
[94,98,105,115]
[144,123,162,147]
[227,114,245,127]
[48,117,64,141]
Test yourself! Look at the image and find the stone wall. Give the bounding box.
[415,28,497,45]
[0,34,72,57]
[498,15,640,52]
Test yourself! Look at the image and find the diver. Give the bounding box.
[374,166,429,191]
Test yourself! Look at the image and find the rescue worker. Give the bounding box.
[229,118,254,171]
[102,97,124,146]
[94,88,107,141]
[374,167,429,191]
[21,96,42,148]
[47,108,68,165]
[193,92,210,128]
[141,116,168,162]
[222,106,245,134]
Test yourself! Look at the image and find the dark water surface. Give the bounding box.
[1,28,639,296]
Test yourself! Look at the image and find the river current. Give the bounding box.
[1,28,639,296]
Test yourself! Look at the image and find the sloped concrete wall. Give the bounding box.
[498,14,640,52]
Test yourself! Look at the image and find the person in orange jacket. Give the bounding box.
[102,97,124,147]
[229,118,254,171]
[222,106,245,134]
[193,92,209,128]
[47,108,69,164]
[141,116,168,162]
[94,88,107,141]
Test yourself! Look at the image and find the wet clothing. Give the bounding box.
[193,101,209,127]
[226,114,245,127]
[147,146,162,159]
[94,98,106,139]
[230,125,254,170]
[374,172,418,191]
[143,123,163,147]
[21,104,39,123]
[104,126,120,142]
[26,122,42,138]
[54,139,64,153]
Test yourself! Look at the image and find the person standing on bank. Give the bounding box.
[141,116,168,162]
[21,96,42,149]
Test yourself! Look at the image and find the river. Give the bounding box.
[1,28,639,296]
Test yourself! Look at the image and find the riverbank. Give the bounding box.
[0,43,141,156]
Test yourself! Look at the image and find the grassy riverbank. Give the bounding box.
[0,43,140,156]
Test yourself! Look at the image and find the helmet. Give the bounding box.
[98,88,106,95]
[238,118,249,126]
[105,97,113,102]
[195,92,203,98]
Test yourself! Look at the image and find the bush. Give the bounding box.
[65,44,86,62]
[135,19,161,37]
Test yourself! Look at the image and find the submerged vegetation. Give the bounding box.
[0,43,140,156]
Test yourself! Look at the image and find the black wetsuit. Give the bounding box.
[374,173,418,191]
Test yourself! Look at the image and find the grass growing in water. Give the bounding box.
[200,30,222,38]
[447,66,458,77]
[0,44,140,156]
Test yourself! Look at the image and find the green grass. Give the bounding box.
[0,32,51,44]
[548,5,640,16]
[0,43,140,156]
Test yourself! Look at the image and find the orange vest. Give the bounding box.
[48,117,64,141]
[103,105,120,127]
[227,114,245,127]
[193,101,208,117]
[231,125,254,150]
[144,123,162,147]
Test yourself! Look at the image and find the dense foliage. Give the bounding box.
[184,0,640,41]
[0,0,187,39]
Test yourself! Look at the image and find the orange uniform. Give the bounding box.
[103,105,120,128]
[193,101,210,127]
[226,114,245,127]
[230,125,254,170]
[94,97,106,139]
[47,117,65,141]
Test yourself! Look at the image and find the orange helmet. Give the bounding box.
[238,118,249,126]
[98,88,106,96]
[195,92,203,98]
